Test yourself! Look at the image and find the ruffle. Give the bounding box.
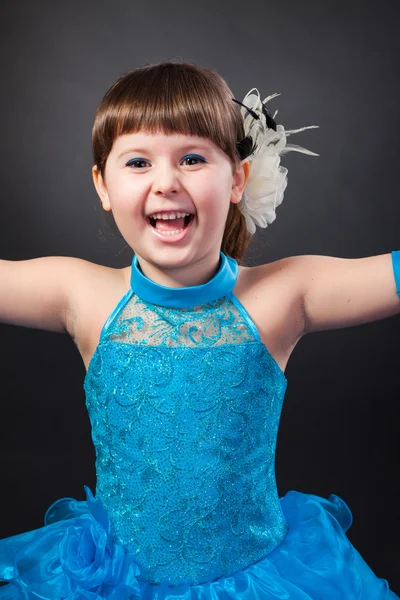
[0,488,397,599]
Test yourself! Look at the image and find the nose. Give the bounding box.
[152,163,180,196]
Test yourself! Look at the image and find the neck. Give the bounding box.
[134,253,222,288]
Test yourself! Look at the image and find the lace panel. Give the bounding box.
[103,294,256,347]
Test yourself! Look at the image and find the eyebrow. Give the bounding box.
[117,143,213,159]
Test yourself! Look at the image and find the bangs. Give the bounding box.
[92,62,244,175]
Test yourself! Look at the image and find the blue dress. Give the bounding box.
[0,252,397,599]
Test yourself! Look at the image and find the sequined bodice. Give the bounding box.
[83,253,289,586]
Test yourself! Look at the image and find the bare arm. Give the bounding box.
[0,256,86,333]
[295,253,400,335]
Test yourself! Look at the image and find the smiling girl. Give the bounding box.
[0,60,399,599]
[92,130,248,287]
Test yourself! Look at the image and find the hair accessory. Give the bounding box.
[232,89,319,234]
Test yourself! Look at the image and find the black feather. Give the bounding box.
[232,97,277,159]
[236,136,257,160]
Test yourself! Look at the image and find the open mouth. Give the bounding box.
[147,214,194,230]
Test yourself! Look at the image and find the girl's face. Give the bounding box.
[92,131,250,285]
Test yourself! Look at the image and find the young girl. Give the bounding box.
[0,60,399,599]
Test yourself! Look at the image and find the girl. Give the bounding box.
[0,60,399,599]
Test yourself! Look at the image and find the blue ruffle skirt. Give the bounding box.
[0,487,397,599]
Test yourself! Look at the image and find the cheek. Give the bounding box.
[198,173,232,203]
[108,181,142,214]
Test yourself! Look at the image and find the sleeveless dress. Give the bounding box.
[0,251,398,599]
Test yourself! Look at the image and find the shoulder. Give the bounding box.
[239,254,308,293]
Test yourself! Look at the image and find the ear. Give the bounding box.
[231,159,251,205]
[92,165,112,212]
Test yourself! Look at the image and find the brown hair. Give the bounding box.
[92,60,253,263]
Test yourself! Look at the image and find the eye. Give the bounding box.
[126,159,149,169]
[181,154,206,166]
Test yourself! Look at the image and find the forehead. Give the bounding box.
[112,131,218,156]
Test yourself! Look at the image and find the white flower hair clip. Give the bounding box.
[232,88,319,234]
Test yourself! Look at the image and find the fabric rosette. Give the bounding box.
[236,88,320,234]
[0,486,141,599]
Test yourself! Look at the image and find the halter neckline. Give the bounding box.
[130,252,238,308]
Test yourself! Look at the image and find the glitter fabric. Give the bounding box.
[83,284,289,586]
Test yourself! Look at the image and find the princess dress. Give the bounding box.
[0,251,398,599]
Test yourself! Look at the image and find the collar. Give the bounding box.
[130,251,238,308]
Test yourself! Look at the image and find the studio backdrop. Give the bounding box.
[0,0,399,593]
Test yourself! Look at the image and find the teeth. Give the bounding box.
[155,228,184,235]
[149,212,190,220]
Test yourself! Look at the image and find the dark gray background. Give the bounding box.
[0,0,399,593]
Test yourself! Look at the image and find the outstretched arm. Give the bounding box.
[298,252,400,335]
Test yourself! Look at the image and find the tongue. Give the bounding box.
[155,217,185,231]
